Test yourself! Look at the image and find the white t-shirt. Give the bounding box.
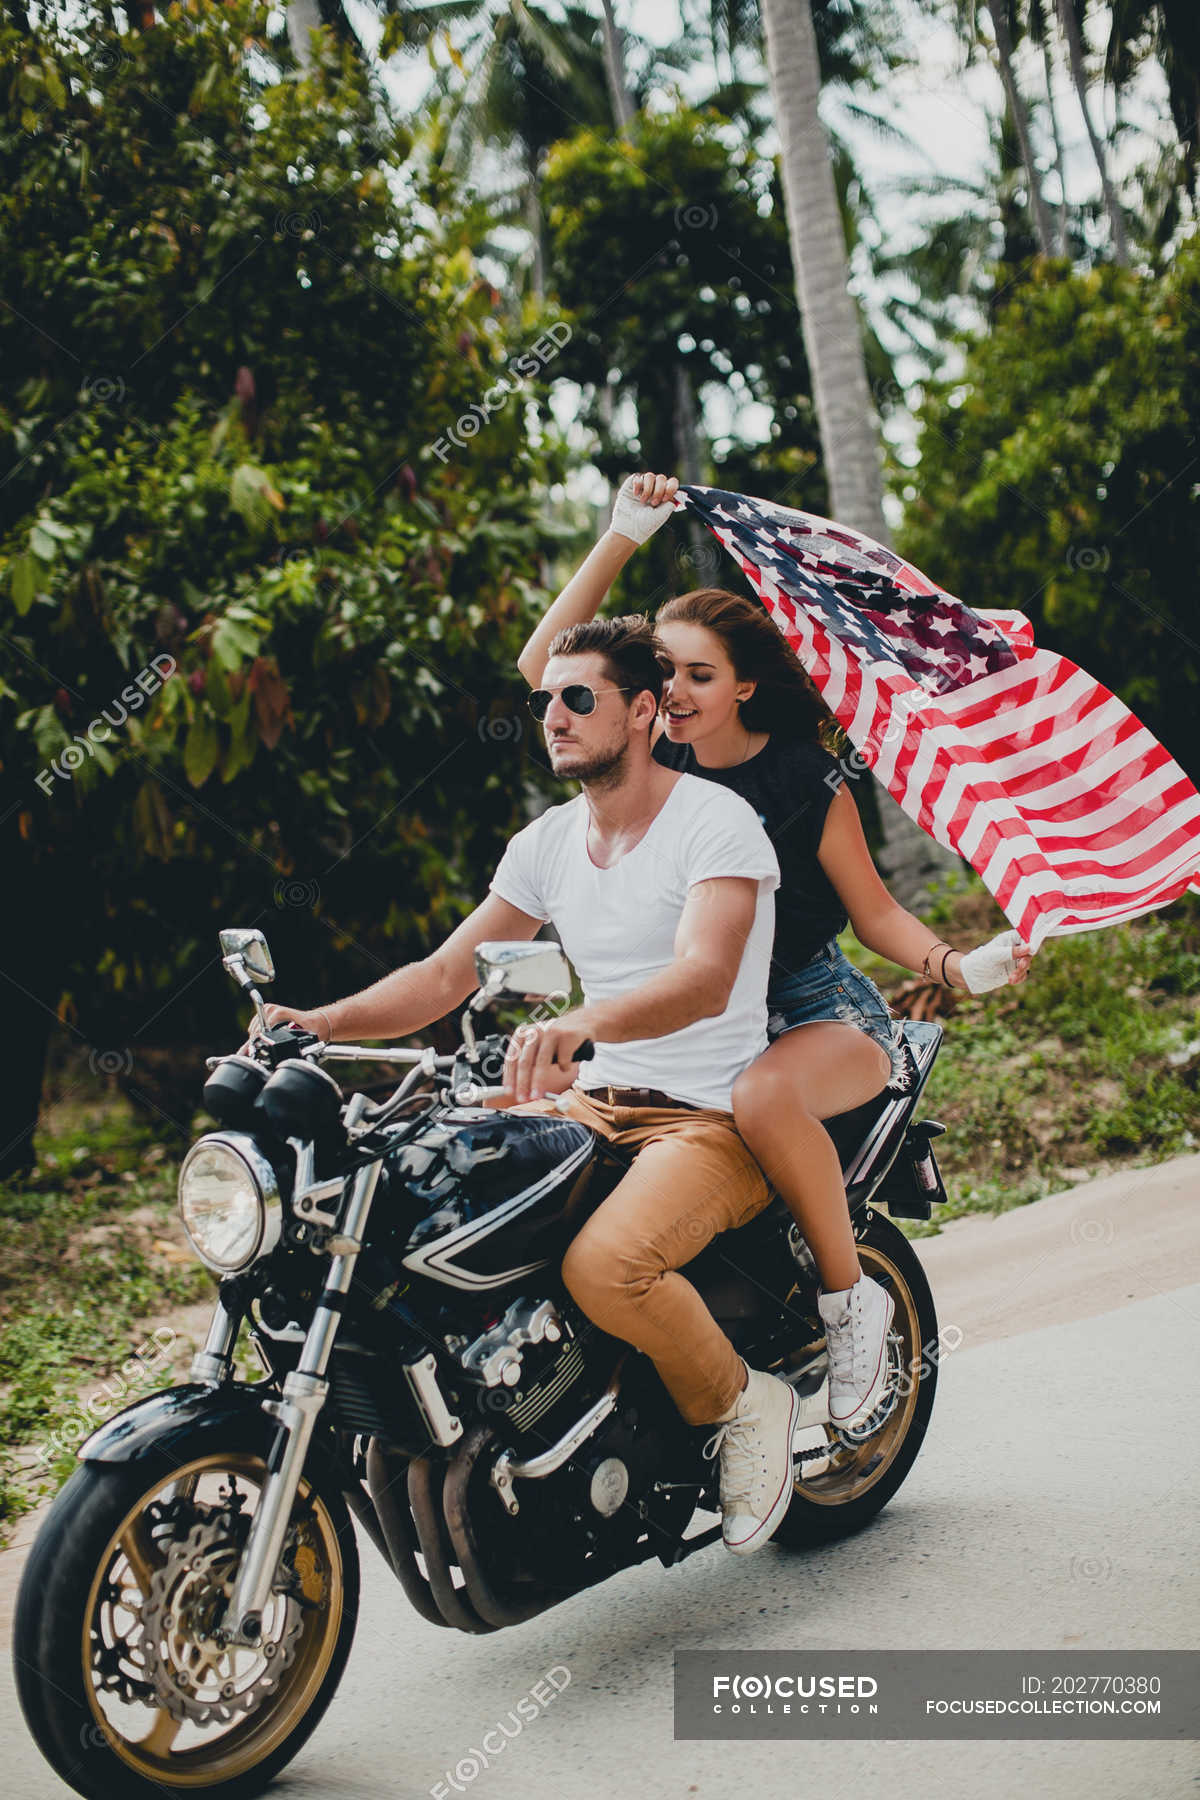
[488,772,780,1111]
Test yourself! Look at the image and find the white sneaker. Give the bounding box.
[817,1273,895,1429]
[702,1364,799,1555]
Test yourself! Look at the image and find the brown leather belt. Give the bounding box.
[581,1084,702,1112]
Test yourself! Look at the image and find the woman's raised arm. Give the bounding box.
[516,472,681,687]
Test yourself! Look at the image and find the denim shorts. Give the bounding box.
[766,937,905,1085]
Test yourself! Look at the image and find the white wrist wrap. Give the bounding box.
[958,928,1023,994]
[610,474,680,545]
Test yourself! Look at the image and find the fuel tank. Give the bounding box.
[388,1106,598,1292]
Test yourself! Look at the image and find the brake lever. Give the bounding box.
[209,1024,320,1074]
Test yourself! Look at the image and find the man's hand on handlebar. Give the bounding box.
[501,1009,596,1107]
[237,1002,329,1059]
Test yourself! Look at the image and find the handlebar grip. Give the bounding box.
[571,1039,595,1062]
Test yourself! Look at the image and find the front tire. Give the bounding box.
[772,1207,941,1547]
[13,1435,359,1800]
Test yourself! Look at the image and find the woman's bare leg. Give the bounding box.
[731,1022,892,1292]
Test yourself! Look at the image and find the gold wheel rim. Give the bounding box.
[784,1236,924,1507]
[82,1451,344,1788]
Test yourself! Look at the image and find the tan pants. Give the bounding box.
[508,1085,772,1425]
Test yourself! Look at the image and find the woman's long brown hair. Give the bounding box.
[655,587,850,756]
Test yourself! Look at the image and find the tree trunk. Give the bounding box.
[597,379,616,530]
[672,362,710,566]
[672,361,701,487]
[1041,29,1071,255]
[758,0,960,907]
[0,832,70,1180]
[286,0,321,71]
[757,0,888,545]
[598,0,635,134]
[989,4,1057,257]
[524,142,545,304]
[1055,0,1130,265]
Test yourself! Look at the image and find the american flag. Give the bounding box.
[678,484,1200,953]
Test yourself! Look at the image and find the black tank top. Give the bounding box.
[652,730,849,985]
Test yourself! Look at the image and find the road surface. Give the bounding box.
[2,1154,1197,1799]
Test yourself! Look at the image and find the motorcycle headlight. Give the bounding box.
[178,1133,281,1273]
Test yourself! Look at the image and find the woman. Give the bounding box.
[517,471,1036,1430]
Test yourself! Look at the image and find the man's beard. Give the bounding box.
[550,735,631,788]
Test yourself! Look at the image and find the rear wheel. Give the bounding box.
[13,1436,359,1800]
[771,1207,941,1547]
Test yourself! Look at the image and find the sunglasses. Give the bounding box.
[526,684,636,723]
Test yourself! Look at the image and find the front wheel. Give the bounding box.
[12,1435,359,1800]
[772,1207,942,1548]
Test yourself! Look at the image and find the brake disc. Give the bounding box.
[139,1506,306,1726]
[92,1495,193,1707]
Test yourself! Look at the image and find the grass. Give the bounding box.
[0,1082,215,1541]
[840,871,1200,1239]
[2,875,1197,1537]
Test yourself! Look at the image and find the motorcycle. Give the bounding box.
[14,926,952,1799]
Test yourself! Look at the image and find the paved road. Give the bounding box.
[3,1158,1198,1800]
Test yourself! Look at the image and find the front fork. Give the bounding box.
[198,1151,383,1647]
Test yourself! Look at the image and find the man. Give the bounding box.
[262,616,805,1555]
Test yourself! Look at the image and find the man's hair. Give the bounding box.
[545,615,665,710]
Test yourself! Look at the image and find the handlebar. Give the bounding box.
[208,1027,596,1132]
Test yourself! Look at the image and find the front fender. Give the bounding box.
[78,1380,280,1467]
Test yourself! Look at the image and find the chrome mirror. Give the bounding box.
[473,941,571,1001]
[219,928,276,988]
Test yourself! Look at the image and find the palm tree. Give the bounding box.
[985,2,1058,254]
[1106,0,1200,199]
[597,0,635,131]
[1054,0,1130,261]
[756,0,964,896]
[1035,6,1071,254]
[757,0,887,542]
[412,1,615,300]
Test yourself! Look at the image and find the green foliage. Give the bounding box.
[539,105,831,601]
[849,873,1200,1233]
[898,242,1200,777]
[0,2,566,1073]
[0,1097,212,1534]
